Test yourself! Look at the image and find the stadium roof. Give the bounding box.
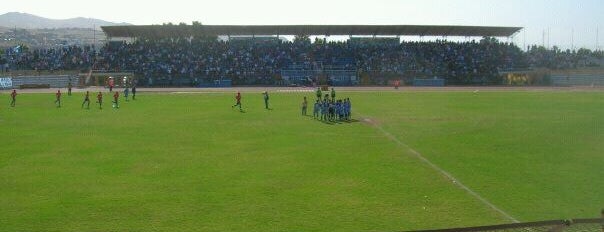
[101,25,522,38]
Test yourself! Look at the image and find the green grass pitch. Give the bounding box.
[1,90,603,231]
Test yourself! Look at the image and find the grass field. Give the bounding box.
[1,89,603,231]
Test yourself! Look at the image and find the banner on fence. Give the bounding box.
[0,77,12,89]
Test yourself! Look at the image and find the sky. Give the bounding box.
[3,0,604,50]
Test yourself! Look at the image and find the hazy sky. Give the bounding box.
[3,0,603,49]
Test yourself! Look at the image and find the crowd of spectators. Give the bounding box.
[2,37,602,85]
[526,45,604,69]
[95,37,528,84]
[96,37,308,85]
[350,37,527,83]
[3,45,95,72]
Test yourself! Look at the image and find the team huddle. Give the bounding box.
[300,87,353,122]
[312,98,352,121]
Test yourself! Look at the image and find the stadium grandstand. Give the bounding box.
[1,24,603,88]
[100,25,522,38]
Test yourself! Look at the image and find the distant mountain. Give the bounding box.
[0,12,130,30]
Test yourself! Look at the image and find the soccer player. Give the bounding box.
[325,98,331,121]
[328,100,335,121]
[336,100,342,121]
[97,92,103,109]
[344,99,349,120]
[319,99,325,121]
[330,88,336,101]
[321,99,328,121]
[313,100,320,119]
[54,90,62,107]
[67,82,73,96]
[319,100,324,120]
[325,97,331,121]
[81,91,91,109]
[316,87,322,100]
[346,98,352,120]
[131,86,136,100]
[301,96,308,116]
[394,80,400,90]
[113,91,120,108]
[124,87,130,102]
[10,89,17,107]
[232,92,242,111]
[263,91,269,109]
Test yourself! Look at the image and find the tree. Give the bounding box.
[480,36,499,44]
[577,48,592,56]
[294,35,311,44]
[314,37,325,45]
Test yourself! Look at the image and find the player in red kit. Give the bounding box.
[113,91,119,109]
[81,91,91,109]
[10,89,17,107]
[54,90,62,107]
[232,92,242,111]
[97,92,103,109]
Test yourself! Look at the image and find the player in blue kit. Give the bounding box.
[313,100,320,119]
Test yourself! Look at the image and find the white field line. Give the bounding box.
[170,92,225,94]
[363,117,520,223]
[275,89,314,93]
[170,90,314,94]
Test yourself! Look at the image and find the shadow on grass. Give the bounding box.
[315,118,359,125]
[231,106,245,113]
[320,120,336,125]
[343,119,360,123]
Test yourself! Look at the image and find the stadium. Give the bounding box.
[1,1,604,231]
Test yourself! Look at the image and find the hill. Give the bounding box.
[0,12,129,30]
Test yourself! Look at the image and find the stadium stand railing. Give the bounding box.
[281,66,358,86]
[281,69,316,84]
[198,79,232,88]
[550,74,604,86]
[413,78,446,86]
[0,70,79,77]
[10,75,78,89]
[325,70,358,86]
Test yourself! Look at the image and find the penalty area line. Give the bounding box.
[362,117,519,223]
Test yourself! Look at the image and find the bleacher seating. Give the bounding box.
[11,75,77,88]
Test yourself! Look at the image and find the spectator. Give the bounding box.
[5,36,603,85]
